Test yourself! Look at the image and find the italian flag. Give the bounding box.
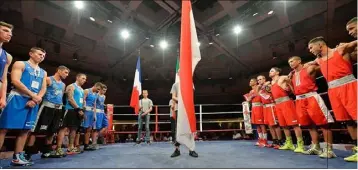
[176,0,201,151]
[175,57,179,83]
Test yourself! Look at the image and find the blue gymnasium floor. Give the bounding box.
[0,141,357,169]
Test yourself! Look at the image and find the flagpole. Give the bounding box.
[137,48,141,108]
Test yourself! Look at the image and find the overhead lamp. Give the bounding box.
[233,25,242,34]
[159,40,168,49]
[74,1,84,9]
[121,29,130,40]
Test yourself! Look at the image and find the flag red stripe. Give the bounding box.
[179,0,196,132]
[130,87,140,115]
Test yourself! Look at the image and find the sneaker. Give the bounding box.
[255,139,261,146]
[11,152,33,166]
[273,144,281,149]
[259,139,269,148]
[294,140,305,153]
[279,140,295,151]
[49,148,66,158]
[41,152,51,158]
[84,145,96,151]
[319,148,337,159]
[266,143,273,148]
[66,147,80,155]
[75,146,83,153]
[344,153,357,162]
[170,149,180,158]
[352,146,357,153]
[344,146,357,162]
[24,153,32,162]
[93,144,100,150]
[189,151,198,158]
[303,144,322,155]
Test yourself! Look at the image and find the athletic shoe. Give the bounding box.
[344,146,357,162]
[259,139,269,147]
[11,152,33,166]
[294,140,305,153]
[49,148,66,158]
[303,144,322,155]
[273,144,281,149]
[255,139,261,146]
[75,146,84,153]
[41,152,51,158]
[319,147,337,159]
[66,147,80,155]
[279,140,295,151]
[94,144,100,150]
[84,145,96,151]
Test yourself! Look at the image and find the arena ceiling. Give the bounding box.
[0,0,356,82]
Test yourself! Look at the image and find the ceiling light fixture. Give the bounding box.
[159,40,168,49]
[74,1,84,9]
[121,29,130,40]
[233,25,242,34]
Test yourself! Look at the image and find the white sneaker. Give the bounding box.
[11,152,33,166]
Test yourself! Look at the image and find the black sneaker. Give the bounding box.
[170,149,180,158]
[146,141,151,145]
[84,145,96,151]
[41,152,51,158]
[24,153,32,162]
[189,151,198,158]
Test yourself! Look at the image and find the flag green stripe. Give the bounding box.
[175,57,180,83]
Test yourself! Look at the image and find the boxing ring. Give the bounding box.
[0,102,356,169]
[0,64,357,168]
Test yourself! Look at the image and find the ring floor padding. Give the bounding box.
[0,141,356,169]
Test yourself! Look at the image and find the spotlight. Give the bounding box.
[89,17,95,21]
[214,29,220,36]
[74,1,84,9]
[208,36,213,45]
[272,51,277,59]
[73,52,79,61]
[268,10,274,15]
[233,25,242,34]
[149,38,155,47]
[121,29,130,40]
[159,40,168,49]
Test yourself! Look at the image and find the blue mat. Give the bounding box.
[0,141,357,168]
